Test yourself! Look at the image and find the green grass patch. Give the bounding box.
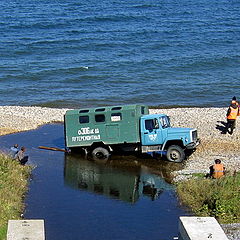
[0,152,31,240]
[176,173,240,224]
[191,173,206,178]
[0,226,7,240]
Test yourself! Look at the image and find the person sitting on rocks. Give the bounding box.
[14,146,28,165]
[10,144,19,158]
[209,159,225,179]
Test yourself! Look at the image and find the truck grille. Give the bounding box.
[192,130,198,142]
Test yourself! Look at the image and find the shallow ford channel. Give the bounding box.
[0,124,190,240]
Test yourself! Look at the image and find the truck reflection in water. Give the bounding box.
[64,155,173,203]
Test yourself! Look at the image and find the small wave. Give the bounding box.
[132,4,159,9]
[35,100,79,109]
[27,66,90,78]
[84,14,150,23]
[175,55,240,71]
[63,66,90,72]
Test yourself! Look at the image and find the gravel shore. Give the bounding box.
[1,105,239,178]
[0,106,68,135]
[0,105,239,239]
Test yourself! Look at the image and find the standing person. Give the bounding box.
[10,144,19,158]
[224,96,239,134]
[209,159,225,179]
[14,146,28,165]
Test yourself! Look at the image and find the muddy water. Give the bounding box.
[0,124,190,240]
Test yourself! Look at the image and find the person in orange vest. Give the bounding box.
[209,159,225,179]
[224,96,239,135]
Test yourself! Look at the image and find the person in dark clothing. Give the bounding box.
[14,146,28,165]
[224,96,239,135]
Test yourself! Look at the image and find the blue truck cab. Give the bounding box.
[140,114,199,162]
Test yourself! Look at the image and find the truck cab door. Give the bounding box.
[140,117,163,145]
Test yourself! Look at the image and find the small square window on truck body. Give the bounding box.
[79,116,89,124]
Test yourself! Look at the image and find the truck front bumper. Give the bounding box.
[186,138,200,149]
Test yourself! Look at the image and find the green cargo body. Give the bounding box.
[64,104,149,148]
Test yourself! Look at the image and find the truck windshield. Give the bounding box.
[159,116,170,129]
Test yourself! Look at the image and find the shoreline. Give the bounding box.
[0,105,240,180]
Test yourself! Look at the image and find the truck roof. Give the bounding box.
[141,113,167,118]
[65,104,149,115]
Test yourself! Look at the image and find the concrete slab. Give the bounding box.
[7,219,45,240]
[179,216,229,240]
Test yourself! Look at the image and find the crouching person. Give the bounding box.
[14,146,28,165]
[10,144,19,158]
[209,159,225,179]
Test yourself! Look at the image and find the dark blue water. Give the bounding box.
[0,124,189,240]
[1,0,239,108]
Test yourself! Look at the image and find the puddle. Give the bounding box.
[0,124,190,240]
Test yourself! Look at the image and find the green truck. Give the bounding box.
[64,104,200,162]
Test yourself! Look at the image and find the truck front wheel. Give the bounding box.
[166,145,185,163]
[91,147,110,162]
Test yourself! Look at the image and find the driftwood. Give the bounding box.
[38,146,67,152]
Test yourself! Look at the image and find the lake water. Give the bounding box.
[0,0,240,108]
[0,124,190,240]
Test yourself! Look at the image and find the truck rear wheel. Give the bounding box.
[166,145,185,163]
[91,147,110,162]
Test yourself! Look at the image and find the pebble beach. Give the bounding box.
[0,105,239,239]
[1,105,240,179]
